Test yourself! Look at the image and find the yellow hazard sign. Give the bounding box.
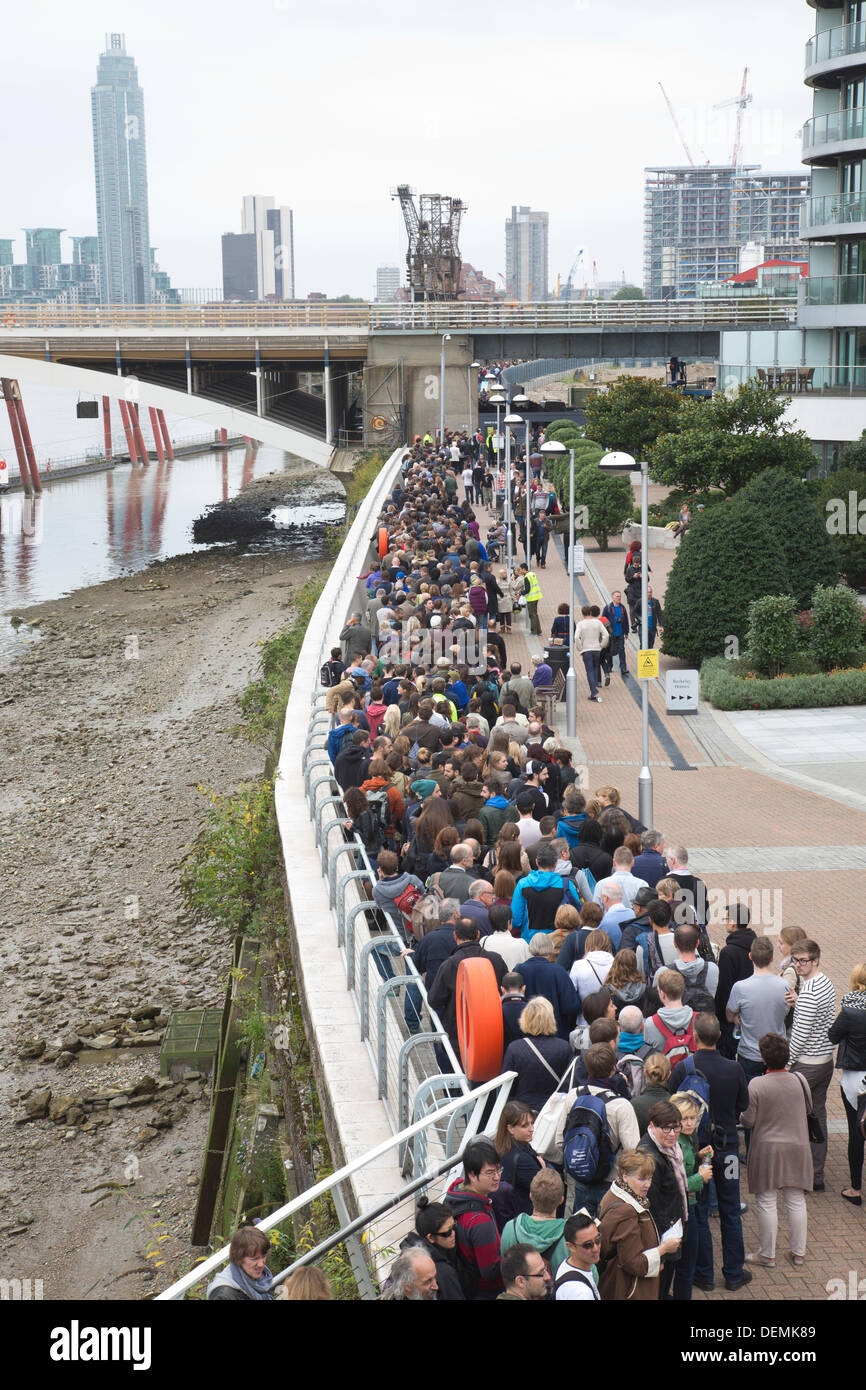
[638,649,659,679]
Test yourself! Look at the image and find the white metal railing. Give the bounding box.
[156,1072,516,1299]
[0,298,795,335]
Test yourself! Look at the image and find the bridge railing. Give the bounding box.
[0,298,796,334]
[155,1071,515,1300]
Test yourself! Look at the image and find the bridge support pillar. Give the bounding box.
[130,404,150,464]
[255,341,262,416]
[324,343,333,445]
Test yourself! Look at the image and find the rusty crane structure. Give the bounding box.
[392,185,466,301]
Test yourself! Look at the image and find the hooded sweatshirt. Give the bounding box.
[643,1004,695,1054]
[445,1177,503,1299]
[556,814,587,849]
[512,869,582,940]
[500,1213,568,1274]
[372,871,424,931]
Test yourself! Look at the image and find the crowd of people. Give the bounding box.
[207,436,865,1302]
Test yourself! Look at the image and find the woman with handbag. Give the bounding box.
[502,997,574,1114]
[740,1032,814,1270]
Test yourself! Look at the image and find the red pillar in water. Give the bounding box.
[130,404,150,464]
[13,395,42,493]
[157,410,174,460]
[2,380,31,494]
[103,396,113,460]
[118,399,139,462]
[148,407,166,464]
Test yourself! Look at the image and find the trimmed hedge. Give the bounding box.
[736,468,838,608]
[700,655,866,710]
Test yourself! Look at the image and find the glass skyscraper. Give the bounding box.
[91,33,151,303]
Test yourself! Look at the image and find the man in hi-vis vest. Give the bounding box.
[518,564,542,636]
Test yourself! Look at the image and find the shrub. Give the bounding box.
[737,468,838,608]
[661,497,791,664]
[582,376,684,459]
[809,583,866,671]
[700,655,866,710]
[745,594,798,677]
[813,468,866,588]
[572,463,634,551]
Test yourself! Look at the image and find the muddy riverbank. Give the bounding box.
[0,544,328,1298]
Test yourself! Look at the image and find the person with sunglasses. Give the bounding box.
[400,1197,468,1300]
[554,1211,602,1301]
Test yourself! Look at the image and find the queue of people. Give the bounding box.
[206,437,865,1302]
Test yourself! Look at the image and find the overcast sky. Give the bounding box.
[6,0,813,297]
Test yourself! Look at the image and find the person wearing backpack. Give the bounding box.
[635,900,678,982]
[557,1043,640,1217]
[320,646,345,689]
[652,925,719,1016]
[615,1005,659,1099]
[637,1099,690,1299]
[372,851,425,936]
[669,1012,751,1293]
[553,1210,602,1301]
[643,970,697,1063]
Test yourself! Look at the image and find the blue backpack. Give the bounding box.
[562,1087,616,1183]
[680,1054,712,1147]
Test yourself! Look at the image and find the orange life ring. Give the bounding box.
[378,527,388,559]
[456,956,503,1082]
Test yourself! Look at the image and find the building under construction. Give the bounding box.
[643,166,809,299]
[392,186,465,301]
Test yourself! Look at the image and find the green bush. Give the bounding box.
[582,376,685,459]
[838,430,866,473]
[737,468,838,608]
[700,654,866,710]
[809,583,866,671]
[745,594,798,677]
[572,463,634,551]
[661,498,791,664]
[813,468,866,588]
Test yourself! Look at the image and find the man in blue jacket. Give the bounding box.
[601,590,629,679]
[511,844,582,941]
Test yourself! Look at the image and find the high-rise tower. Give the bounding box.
[91,33,151,303]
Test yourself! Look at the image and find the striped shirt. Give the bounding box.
[788,972,836,1066]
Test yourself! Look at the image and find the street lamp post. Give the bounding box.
[541,438,577,739]
[439,332,451,447]
[505,412,523,573]
[489,390,506,531]
[598,449,653,829]
[468,360,481,433]
[513,394,531,563]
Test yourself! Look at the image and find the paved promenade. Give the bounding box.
[474,488,866,1302]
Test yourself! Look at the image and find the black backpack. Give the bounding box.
[672,961,716,1015]
[320,658,342,688]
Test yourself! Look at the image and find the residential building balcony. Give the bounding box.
[801,189,866,237]
[724,362,866,393]
[802,105,866,162]
[805,19,866,86]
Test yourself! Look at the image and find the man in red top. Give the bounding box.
[445,1138,504,1298]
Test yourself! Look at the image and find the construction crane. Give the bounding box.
[391,185,466,301]
[561,247,585,302]
[714,67,752,170]
[659,82,696,167]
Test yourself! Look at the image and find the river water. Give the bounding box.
[0,383,343,666]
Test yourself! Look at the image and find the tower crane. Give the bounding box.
[714,68,752,170]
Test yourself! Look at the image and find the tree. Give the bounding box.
[746,595,798,678]
[813,467,866,587]
[572,463,633,551]
[737,467,838,608]
[612,286,644,300]
[582,376,685,460]
[649,378,815,495]
[809,584,866,671]
[838,430,866,472]
[661,498,791,664]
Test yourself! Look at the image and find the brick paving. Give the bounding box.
[473,484,866,1301]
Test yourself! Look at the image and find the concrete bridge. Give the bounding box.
[0,299,794,460]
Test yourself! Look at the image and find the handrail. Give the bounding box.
[0,298,794,333]
[155,1070,516,1299]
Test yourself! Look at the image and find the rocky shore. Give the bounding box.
[0,544,328,1298]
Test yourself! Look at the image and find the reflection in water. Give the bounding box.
[0,445,334,664]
